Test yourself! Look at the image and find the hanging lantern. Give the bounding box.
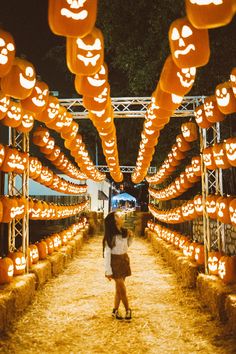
[39,137,55,155]
[216,196,234,224]
[218,256,236,284]
[0,29,15,78]
[176,134,191,152]
[47,145,61,162]
[168,17,210,68]
[212,142,231,169]
[215,81,236,114]
[0,196,18,223]
[1,146,21,173]
[8,251,26,275]
[206,194,219,219]
[193,194,203,216]
[48,0,98,38]
[37,95,60,123]
[29,157,42,179]
[208,251,223,275]
[229,198,236,226]
[83,86,110,112]
[230,67,236,97]
[1,57,36,100]
[185,0,234,29]
[32,126,50,147]
[191,156,202,176]
[16,109,35,133]
[21,80,49,114]
[61,121,79,141]
[160,55,196,96]
[203,95,225,123]
[1,99,22,128]
[153,83,183,112]
[194,104,213,129]
[0,257,14,284]
[225,137,236,167]
[0,91,10,120]
[172,144,186,160]
[203,146,217,170]
[15,196,28,220]
[194,244,205,265]
[181,121,198,142]
[67,27,104,76]
[75,63,108,97]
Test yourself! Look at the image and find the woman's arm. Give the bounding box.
[104,244,113,277]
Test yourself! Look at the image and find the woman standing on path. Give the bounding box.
[103,211,133,321]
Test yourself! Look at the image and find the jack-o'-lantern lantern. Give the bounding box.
[188,242,198,261]
[212,142,231,169]
[215,81,236,114]
[36,166,53,186]
[45,237,54,254]
[180,172,193,190]
[206,194,219,219]
[216,196,234,224]
[14,196,28,220]
[185,0,234,29]
[32,126,50,147]
[194,104,213,128]
[160,55,196,96]
[193,194,203,216]
[229,198,236,226]
[1,99,22,128]
[168,17,210,68]
[203,95,225,123]
[0,29,15,78]
[16,109,35,133]
[67,27,104,76]
[21,80,49,114]
[203,146,217,170]
[36,240,48,260]
[61,121,79,140]
[208,251,223,275]
[1,146,20,173]
[47,145,61,162]
[187,200,198,219]
[37,95,60,123]
[29,244,39,264]
[75,63,108,97]
[29,157,42,179]
[225,137,236,167]
[181,121,198,142]
[40,137,55,155]
[176,134,192,152]
[46,105,68,132]
[0,91,10,120]
[218,256,236,284]
[0,144,5,168]
[153,83,183,112]
[1,57,36,100]
[8,251,26,275]
[48,0,98,38]
[83,85,110,112]
[230,67,236,97]
[172,144,186,160]
[0,257,14,284]
[191,156,202,176]
[194,244,205,265]
[0,196,18,223]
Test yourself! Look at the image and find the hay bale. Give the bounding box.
[197,273,233,321]
[0,291,15,332]
[74,233,84,253]
[30,260,52,289]
[60,245,73,267]
[68,239,77,256]
[47,252,65,275]
[176,256,198,288]
[225,294,236,334]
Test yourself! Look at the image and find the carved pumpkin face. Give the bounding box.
[0,91,10,120]
[185,0,234,29]
[169,17,210,68]
[8,252,26,275]
[176,134,191,152]
[1,147,22,173]
[40,137,55,155]
[0,29,15,78]
[47,145,61,161]
[61,121,79,140]
[37,95,60,123]
[203,146,217,170]
[230,67,236,97]
[229,199,236,226]
[16,110,35,133]
[191,156,202,176]
[0,144,5,168]
[67,27,104,76]
[74,63,108,97]
[194,244,205,265]
[212,142,231,169]
[215,82,236,114]
[206,194,218,219]
[216,196,233,224]
[32,127,50,147]
[21,80,49,114]
[208,252,222,275]
[225,137,236,167]
[203,95,225,123]
[153,83,183,112]
[0,257,14,284]
[1,57,36,100]
[218,256,236,284]
[193,194,203,215]
[83,85,110,112]
[160,55,196,95]
[48,0,98,37]
[29,157,42,178]
[194,104,212,128]
[181,121,198,142]
[2,99,22,127]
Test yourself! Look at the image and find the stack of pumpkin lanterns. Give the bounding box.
[0,219,88,285]
[48,0,123,182]
[147,220,236,285]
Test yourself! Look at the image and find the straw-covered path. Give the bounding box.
[1,236,236,354]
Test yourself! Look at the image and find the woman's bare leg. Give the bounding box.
[114,280,121,309]
[115,278,129,311]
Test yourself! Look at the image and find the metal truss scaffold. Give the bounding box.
[96,165,157,174]
[59,96,205,120]
[8,129,29,271]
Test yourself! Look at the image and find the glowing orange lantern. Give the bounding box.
[168,17,210,68]
[230,67,236,97]
[36,241,48,260]
[0,29,15,78]
[21,80,49,114]
[216,196,234,224]
[195,244,205,265]
[176,134,191,152]
[225,137,236,167]
[203,146,217,170]
[153,83,183,112]
[61,121,79,141]
[218,256,236,284]
[0,91,10,120]
[8,251,26,275]
[37,95,60,123]
[1,57,36,100]
[215,81,236,114]
[16,109,35,133]
[48,0,98,38]
[0,257,14,284]
[229,198,236,226]
[208,251,223,275]
[75,63,108,97]
[203,95,225,123]
[1,99,22,128]
[181,121,198,142]
[206,194,219,219]
[212,142,231,169]
[39,137,55,155]
[194,104,213,129]
[191,156,202,176]
[0,144,5,168]
[193,194,203,216]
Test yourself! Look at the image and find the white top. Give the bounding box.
[104,234,133,276]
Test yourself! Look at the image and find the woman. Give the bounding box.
[103,211,133,321]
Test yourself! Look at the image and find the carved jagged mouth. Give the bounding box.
[0,104,8,113]
[190,0,223,5]
[32,97,45,107]
[87,77,106,87]
[20,73,36,89]
[61,8,88,20]
[77,54,100,67]
[177,72,194,88]
[174,44,195,59]
[226,151,236,161]
[216,94,230,107]
[0,53,8,65]
[8,112,21,120]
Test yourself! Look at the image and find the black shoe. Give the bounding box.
[125,309,132,321]
[112,309,123,320]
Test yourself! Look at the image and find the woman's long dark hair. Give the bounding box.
[102,211,127,254]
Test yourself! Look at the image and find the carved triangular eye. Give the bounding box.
[182,25,193,38]
[171,27,180,41]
